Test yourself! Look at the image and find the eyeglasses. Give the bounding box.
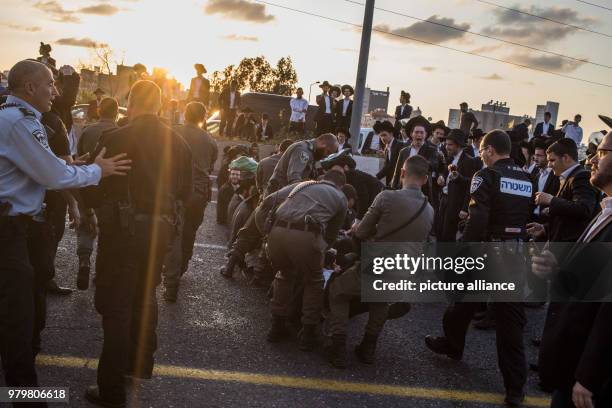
[479,146,490,155]
[596,149,612,159]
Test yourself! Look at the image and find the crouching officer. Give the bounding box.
[0,60,129,397]
[265,133,338,196]
[425,130,532,407]
[266,170,348,350]
[83,80,192,407]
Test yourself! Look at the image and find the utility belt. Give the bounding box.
[117,201,179,236]
[489,225,527,242]
[0,202,30,228]
[274,219,322,235]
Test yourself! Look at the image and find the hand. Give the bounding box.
[67,200,80,229]
[437,175,445,186]
[535,192,553,206]
[72,152,90,165]
[94,147,132,178]
[458,210,468,220]
[526,222,545,238]
[531,249,559,279]
[572,382,593,408]
[350,219,361,234]
[542,207,550,216]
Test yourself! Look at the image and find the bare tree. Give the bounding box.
[90,44,118,96]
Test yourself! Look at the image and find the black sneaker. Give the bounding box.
[47,279,73,295]
[424,335,462,361]
[298,324,318,351]
[84,386,125,408]
[266,316,290,343]
[504,393,525,407]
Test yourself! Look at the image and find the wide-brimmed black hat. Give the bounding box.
[404,115,431,135]
[341,84,354,95]
[469,128,485,139]
[446,129,466,147]
[319,80,332,88]
[93,88,105,95]
[373,120,394,134]
[599,114,612,129]
[194,63,207,74]
[431,120,450,136]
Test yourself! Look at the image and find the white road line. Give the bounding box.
[194,243,227,251]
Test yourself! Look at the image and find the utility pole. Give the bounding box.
[349,0,375,154]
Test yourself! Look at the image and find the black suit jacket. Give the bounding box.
[346,169,384,220]
[394,104,412,121]
[220,88,241,111]
[440,153,479,241]
[539,216,612,394]
[391,143,438,192]
[255,122,274,141]
[531,169,560,224]
[533,122,555,138]
[335,99,353,129]
[546,166,598,242]
[376,139,404,186]
[316,94,333,121]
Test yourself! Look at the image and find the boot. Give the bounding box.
[355,333,378,364]
[77,257,91,290]
[47,279,73,295]
[424,335,462,361]
[219,253,241,279]
[84,385,125,408]
[266,316,289,343]
[326,334,347,369]
[163,286,178,303]
[298,324,318,351]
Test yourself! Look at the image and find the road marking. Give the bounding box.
[37,354,550,407]
[194,243,227,251]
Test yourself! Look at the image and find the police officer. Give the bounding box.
[327,156,434,368]
[425,130,532,407]
[265,133,339,196]
[256,139,293,195]
[266,170,348,351]
[83,80,192,407]
[0,59,129,397]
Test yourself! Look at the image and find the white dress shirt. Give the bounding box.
[229,92,236,109]
[290,97,308,122]
[583,197,612,242]
[534,167,552,215]
[563,123,583,146]
[472,143,480,157]
[342,99,350,116]
[324,95,331,114]
[409,146,419,158]
[541,122,550,136]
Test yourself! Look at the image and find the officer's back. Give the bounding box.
[78,97,119,157]
[93,81,192,215]
[268,139,315,189]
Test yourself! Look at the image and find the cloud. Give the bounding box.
[34,1,80,23]
[373,15,470,44]
[3,23,42,32]
[510,53,585,73]
[56,37,107,48]
[481,5,597,46]
[222,34,259,42]
[78,4,120,16]
[204,0,274,23]
[479,73,503,80]
[334,47,357,53]
[421,66,436,72]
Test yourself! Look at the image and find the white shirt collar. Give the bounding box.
[602,197,612,212]
[560,163,581,181]
[6,95,42,120]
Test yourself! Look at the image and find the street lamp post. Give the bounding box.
[308,81,320,105]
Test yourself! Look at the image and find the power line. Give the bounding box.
[343,0,611,69]
[251,0,611,88]
[575,0,612,12]
[474,0,612,38]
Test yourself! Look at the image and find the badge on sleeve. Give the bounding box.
[299,150,310,164]
[31,129,50,150]
[470,176,484,194]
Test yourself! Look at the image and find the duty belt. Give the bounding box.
[275,219,322,234]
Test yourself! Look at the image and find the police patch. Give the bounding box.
[32,129,50,149]
[299,151,310,164]
[500,177,532,197]
[470,176,483,194]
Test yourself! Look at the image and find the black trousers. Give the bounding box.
[316,114,333,135]
[443,302,527,397]
[94,207,172,402]
[180,194,207,274]
[0,217,42,393]
[220,109,237,137]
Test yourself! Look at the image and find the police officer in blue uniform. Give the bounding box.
[425,130,533,407]
[0,60,130,397]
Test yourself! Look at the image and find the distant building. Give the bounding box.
[534,101,560,128]
[448,101,533,133]
[361,87,390,114]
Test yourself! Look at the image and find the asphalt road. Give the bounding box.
[0,143,552,407]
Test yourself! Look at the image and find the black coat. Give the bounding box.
[533,122,555,138]
[255,122,274,141]
[335,99,353,130]
[546,166,598,242]
[315,94,333,121]
[391,143,438,191]
[376,138,404,186]
[539,216,612,395]
[220,88,241,111]
[345,169,384,220]
[530,169,560,225]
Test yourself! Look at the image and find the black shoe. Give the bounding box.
[424,335,462,361]
[84,386,125,408]
[504,393,525,407]
[298,324,318,351]
[529,363,539,372]
[47,279,73,295]
[523,301,545,309]
[220,254,241,279]
[163,287,177,303]
[77,258,90,290]
[387,303,411,319]
[326,335,347,369]
[473,318,496,330]
[266,316,290,343]
[531,337,541,347]
[355,333,378,364]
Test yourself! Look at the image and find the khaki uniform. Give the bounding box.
[269,181,347,325]
[266,140,315,195]
[328,186,434,337]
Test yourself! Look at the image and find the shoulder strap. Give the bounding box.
[378,197,428,240]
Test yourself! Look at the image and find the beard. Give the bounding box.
[591,168,612,190]
[314,148,326,161]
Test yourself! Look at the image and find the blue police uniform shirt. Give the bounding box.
[0,95,102,216]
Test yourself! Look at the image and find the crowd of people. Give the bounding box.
[0,47,611,408]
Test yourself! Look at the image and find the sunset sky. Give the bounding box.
[2,0,611,135]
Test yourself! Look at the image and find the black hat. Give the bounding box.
[404,115,431,136]
[330,85,341,96]
[93,88,105,95]
[194,63,207,74]
[599,114,612,129]
[320,148,356,170]
[469,128,484,139]
[373,120,394,134]
[341,84,354,95]
[446,129,466,147]
[319,80,332,88]
[431,120,450,136]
